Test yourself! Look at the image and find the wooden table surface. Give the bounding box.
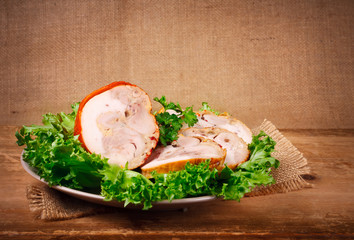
[1,126,353,239]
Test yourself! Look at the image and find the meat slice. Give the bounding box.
[181,127,250,170]
[141,136,226,178]
[74,81,159,169]
[190,111,253,144]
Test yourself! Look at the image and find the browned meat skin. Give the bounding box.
[141,135,226,178]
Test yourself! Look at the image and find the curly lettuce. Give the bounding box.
[16,102,279,209]
[153,96,198,146]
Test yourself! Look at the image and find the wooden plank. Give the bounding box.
[0,126,353,239]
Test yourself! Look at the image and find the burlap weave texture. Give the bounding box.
[1,0,353,129]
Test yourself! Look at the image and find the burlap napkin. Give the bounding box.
[26,120,312,220]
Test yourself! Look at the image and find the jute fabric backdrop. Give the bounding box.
[1,0,353,129]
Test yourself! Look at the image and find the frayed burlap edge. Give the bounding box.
[26,185,112,221]
[26,119,312,220]
[247,119,313,197]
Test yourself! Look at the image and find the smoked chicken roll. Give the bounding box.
[74,82,159,169]
[141,135,226,178]
[191,111,253,144]
[181,127,250,170]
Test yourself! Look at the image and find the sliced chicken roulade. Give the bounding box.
[141,135,226,178]
[74,81,159,169]
[191,111,253,144]
[181,127,250,170]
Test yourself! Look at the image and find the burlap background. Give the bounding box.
[1,0,353,128]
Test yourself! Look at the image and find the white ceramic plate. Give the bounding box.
[21,153,216,210]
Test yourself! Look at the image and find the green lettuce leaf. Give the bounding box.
[16,103,108,191]
[100,164,154,209]
[151,160,220,202]
[218,131,280,200]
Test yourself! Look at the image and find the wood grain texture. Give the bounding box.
[0,126,353,239]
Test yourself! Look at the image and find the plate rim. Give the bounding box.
[20,151,217,208]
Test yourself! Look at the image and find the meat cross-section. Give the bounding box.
[74,82,159,169]
[181,127,250,169]
[141,135,226,178]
